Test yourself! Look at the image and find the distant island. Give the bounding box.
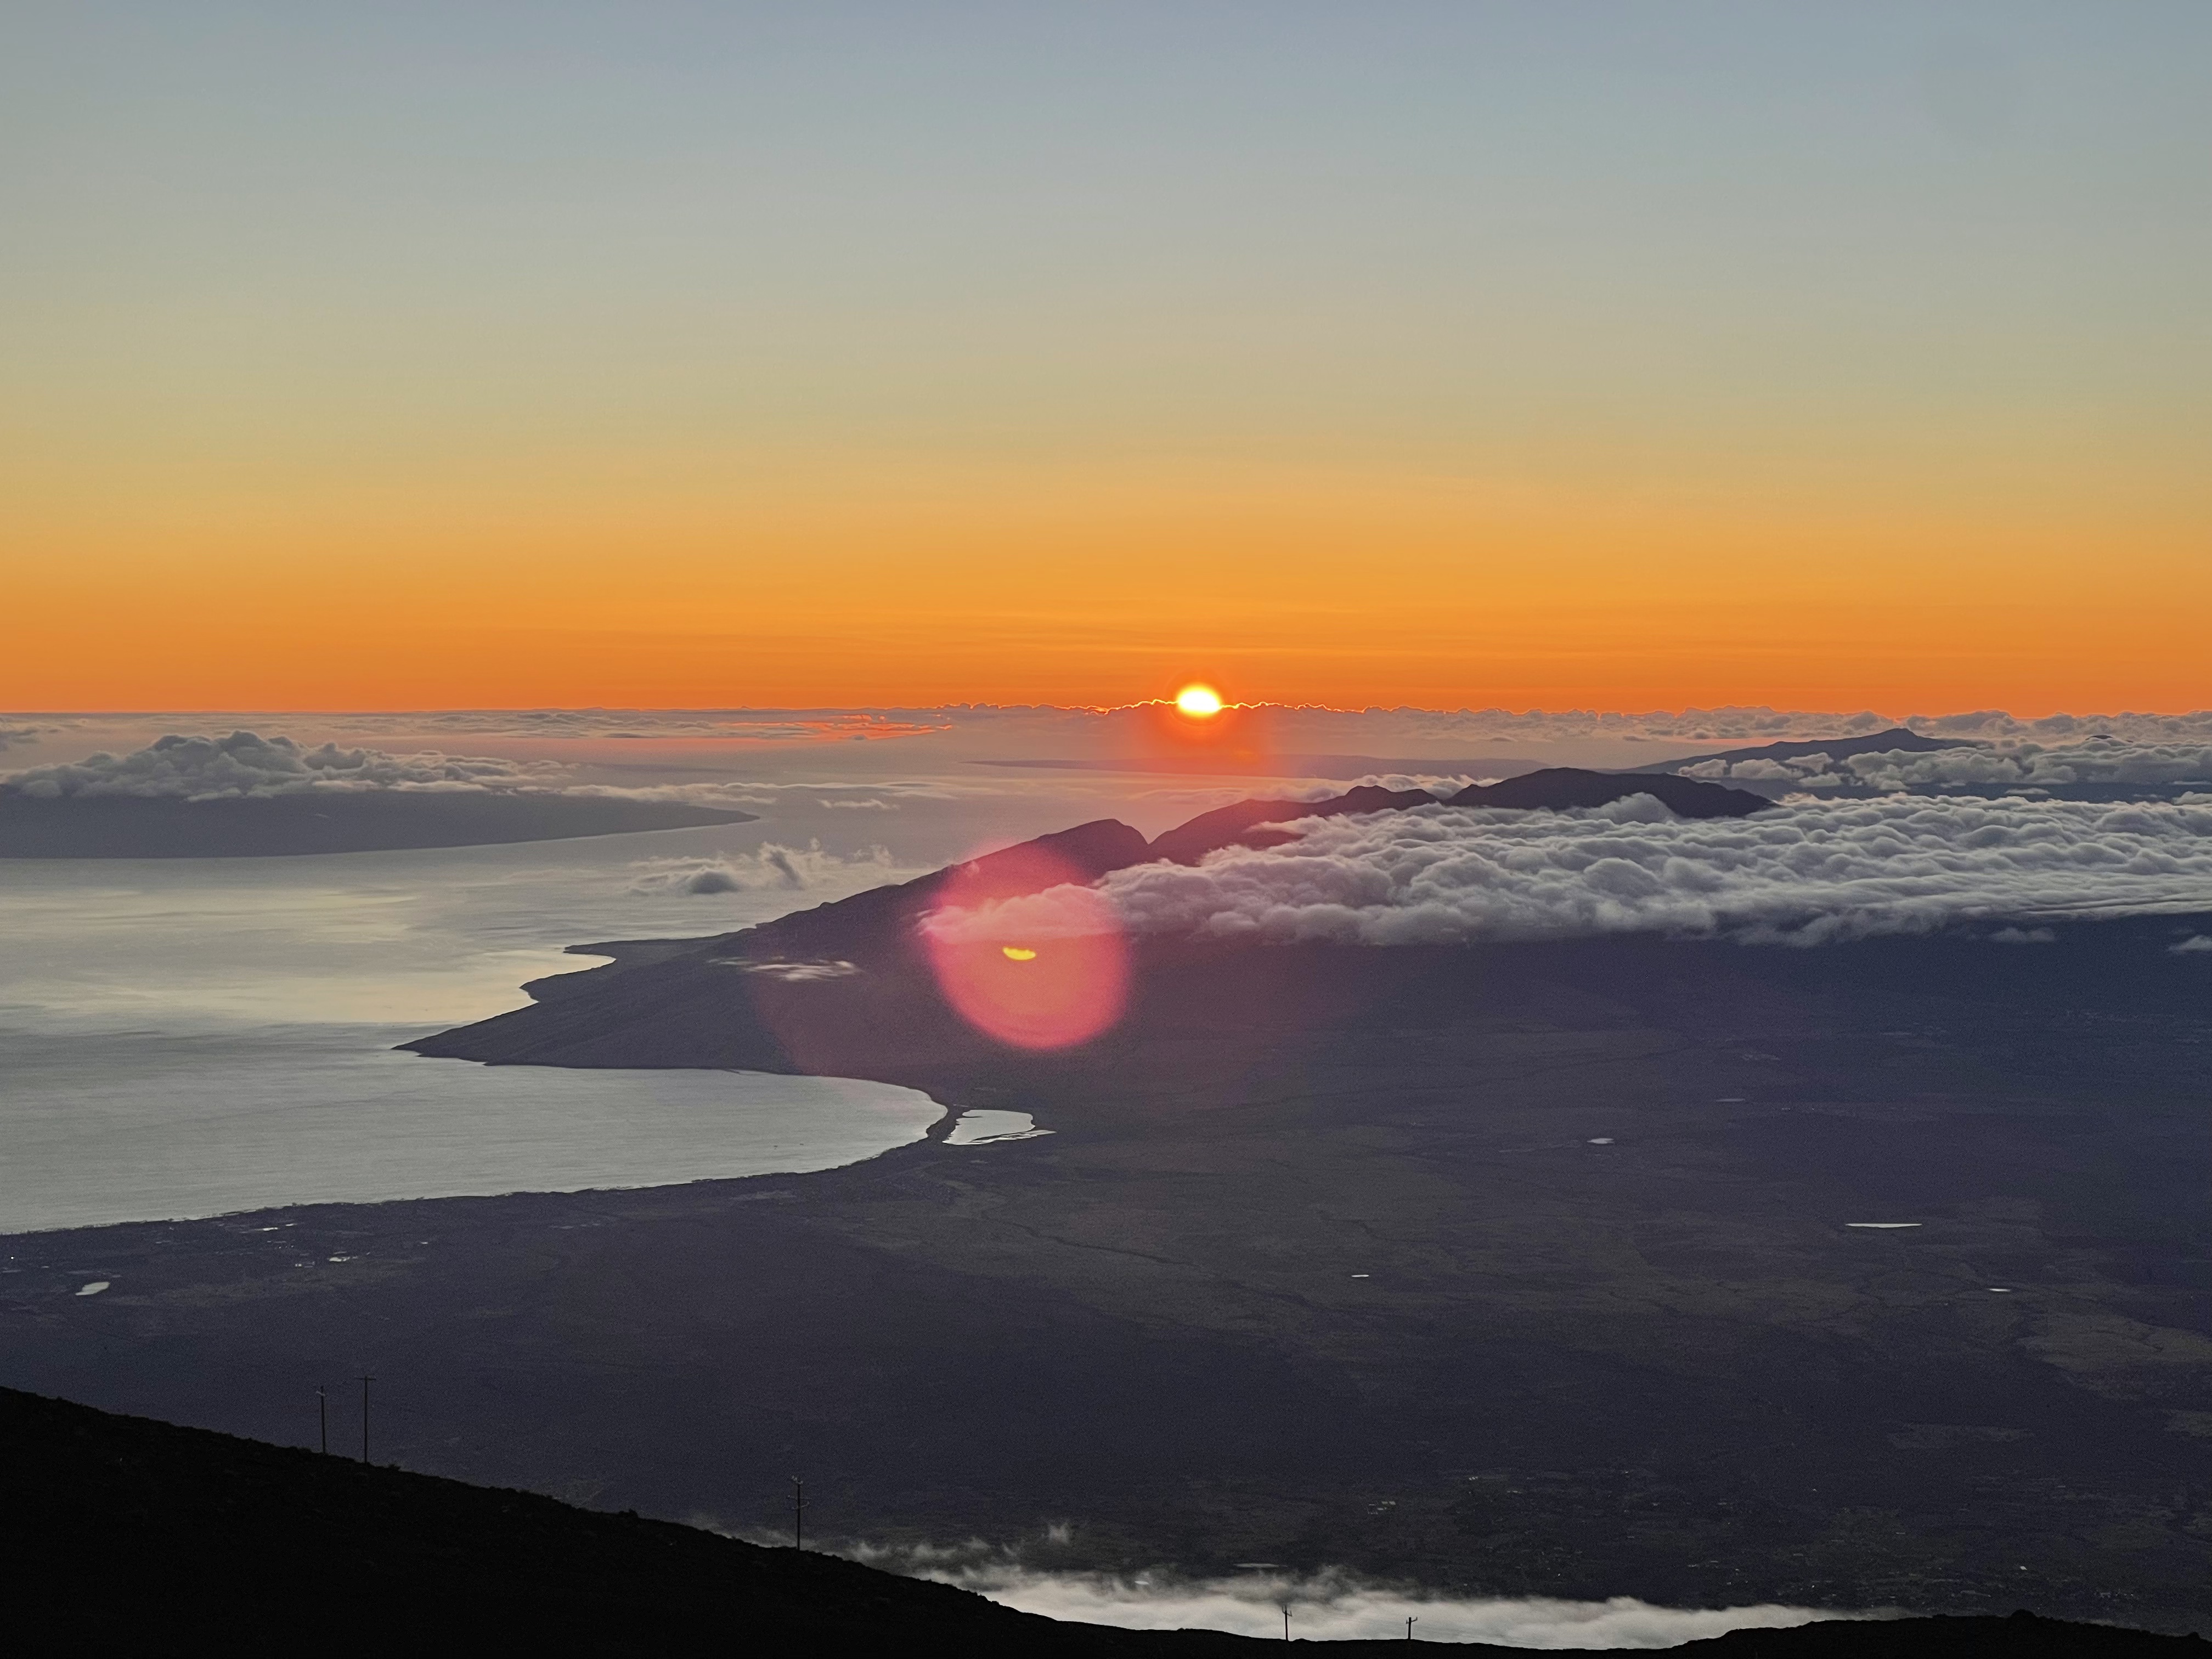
[0,791,757,858]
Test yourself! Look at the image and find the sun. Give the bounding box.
[1173,684,1224,719]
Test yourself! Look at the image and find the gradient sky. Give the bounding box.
[5,1,2207,713]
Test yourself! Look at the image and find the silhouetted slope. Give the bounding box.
[407,817,1154,1073]
[3,1389,2191,1655]
[1147,784,1442,864]
[0,1386,1207,1655]
[740,816,1150,961]
[1448,768,1771,817]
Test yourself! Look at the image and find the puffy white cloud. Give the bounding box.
[1,731,562,800]
[628,841,898,896]
[1032,795,2212,949]
[1715,758,1798,781]
[2172,934,2212,955]
[1685,740,2212,794]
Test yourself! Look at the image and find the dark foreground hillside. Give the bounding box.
[1,1389,2196,1656]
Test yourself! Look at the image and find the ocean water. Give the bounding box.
[0,1024,943,1234]
[0,828,947,1233]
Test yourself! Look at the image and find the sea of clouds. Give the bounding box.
[927,794,2212,949]
[1683,738,2212,793]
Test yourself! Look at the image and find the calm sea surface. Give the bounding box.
[0,828,943,1233]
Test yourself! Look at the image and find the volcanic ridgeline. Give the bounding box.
[5,1387,2193,1657]
[401,767,1767,1073]
[1627,728,1960,776]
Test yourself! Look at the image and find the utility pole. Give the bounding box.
[317,1385,327,1455]
[1407,1614,1418,1640]
[359,1374,375,1465]
[791,1477,806,1550]
[1282,1607,1291,1641]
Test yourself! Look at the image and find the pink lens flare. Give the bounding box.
[922,844,1130,1052]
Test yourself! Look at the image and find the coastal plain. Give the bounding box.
[5,915,2208,1632]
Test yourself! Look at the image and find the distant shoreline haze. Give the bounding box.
[0,793,755,858]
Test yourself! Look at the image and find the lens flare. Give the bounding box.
[924,847,1129,1051]
[1175,684,1223,719]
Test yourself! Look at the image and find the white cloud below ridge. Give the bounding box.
[930,795,2212,949]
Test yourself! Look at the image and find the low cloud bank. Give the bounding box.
[629,841,898,896]
[1124,704,2212,747]
[936,795,2212,949]
[862,1554,1848,1648]
[1682,738,2212,793]
[336,709,954,742]
[579,779,970,811]
[2,732,560,800]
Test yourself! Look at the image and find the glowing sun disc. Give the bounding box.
[1175,685,1223,719]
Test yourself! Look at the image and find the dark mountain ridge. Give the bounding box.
[1630,729,1968,776]
[4,1386,2192,1655]
[1148,783,1445,864]
[1147,771,1768,866]
[1451,768,1771,817]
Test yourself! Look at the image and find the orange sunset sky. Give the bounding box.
[5,3,2207,715]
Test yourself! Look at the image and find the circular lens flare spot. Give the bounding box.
[924,847,1129,1051]
[1175,684,1223,719]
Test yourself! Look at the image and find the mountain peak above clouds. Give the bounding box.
[1147,771,1771,866]
[1448,768,1772,819]
[1632,728,1961,776]
[1147,784,1444,865]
